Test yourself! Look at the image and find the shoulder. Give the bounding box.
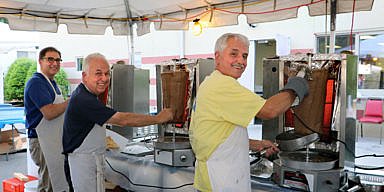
[26,73,46,86]
[70,84,98,106]
[212,70,237,83]
[25,73,50,92]
[200,71,239,91]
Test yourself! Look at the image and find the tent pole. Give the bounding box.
[329,0,337,54]
[124,0,135,65]
[180,30,185,58]
[324,0,328,54]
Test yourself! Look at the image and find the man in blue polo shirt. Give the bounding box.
[63,53,173,192]
[24,47,70,192]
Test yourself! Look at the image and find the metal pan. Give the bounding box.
[278,149,338,171]
[276,131,319,151]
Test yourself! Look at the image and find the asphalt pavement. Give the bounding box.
[0,150,28,192]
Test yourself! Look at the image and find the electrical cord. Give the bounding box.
[291,108,354,155]
[105,158,194,190]
[291,109,384,170]
[354,165,384,170]
[355,154,384,158]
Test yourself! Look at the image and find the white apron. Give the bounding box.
[35,73,69,192]
[206,126,250,192]
[68,123,106,192]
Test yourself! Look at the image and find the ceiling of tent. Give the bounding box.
[0,0,375,36]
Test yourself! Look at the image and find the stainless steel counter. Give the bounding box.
[105,150,297,192]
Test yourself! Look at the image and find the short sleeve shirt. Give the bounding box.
[24,72,61,138]
[189,70,266,191]
[62,83,116,154]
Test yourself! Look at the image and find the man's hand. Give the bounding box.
[249,139,279,157]
[156,108,174,123]
[281,77,309,103]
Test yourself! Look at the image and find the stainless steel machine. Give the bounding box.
[273,132,343,191]
[262,54,356,191]
[109,64,152,139]
[154,58,215,167]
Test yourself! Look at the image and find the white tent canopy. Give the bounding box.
[0,0,374,36]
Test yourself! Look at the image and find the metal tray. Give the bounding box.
[276,132,319,151]
[278,149,338,171]
[250,158,273,179]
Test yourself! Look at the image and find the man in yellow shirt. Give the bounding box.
[189,33,309,192]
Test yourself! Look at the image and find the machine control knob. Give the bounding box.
[180,155,187,162]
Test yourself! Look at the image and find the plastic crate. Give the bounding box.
[2,175,38,192]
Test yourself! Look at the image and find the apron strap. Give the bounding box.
[40,72,61,96]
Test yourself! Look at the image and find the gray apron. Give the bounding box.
[35,73,69,192]
[68,123,106,192]
[206,126,251,192]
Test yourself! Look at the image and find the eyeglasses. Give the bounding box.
[43,57,62,64]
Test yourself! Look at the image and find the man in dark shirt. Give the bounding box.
[24,47,70,192]
[63,53,173,192]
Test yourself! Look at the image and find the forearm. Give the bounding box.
[256,91,295,120]
[108,112,160,127]
[268,90,296,113]
[40,101,68,120]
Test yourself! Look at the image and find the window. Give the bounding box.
[316,34,355,54]
[17,51,36,59]
[76,57,83,71]
[17,51,28,58]
[316,33,384,89]
[358,33,384,89]
[0,17,8,24]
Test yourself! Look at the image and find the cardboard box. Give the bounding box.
[0,129,19,143]
[0,135,26,154]
[2,175,38,192]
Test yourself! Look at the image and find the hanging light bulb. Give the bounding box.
[192,18,203,36]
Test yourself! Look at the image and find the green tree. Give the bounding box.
[4,58,34,101]
[24,63,37,85]
[54,69,70,98]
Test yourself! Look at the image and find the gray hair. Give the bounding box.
[82,53,108,73]
[214,33,249,53]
